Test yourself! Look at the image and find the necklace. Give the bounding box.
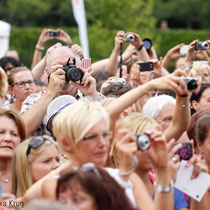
[0,176,9,183]
[1,177,9,183]
[0,172,10,183]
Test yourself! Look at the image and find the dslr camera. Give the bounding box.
[62,57,84,83]
[136,134,150,151]
[125,33,135,42]
[181,76,198,91]
[195,41,209,51]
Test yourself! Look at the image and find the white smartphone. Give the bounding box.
[180,45,189,54]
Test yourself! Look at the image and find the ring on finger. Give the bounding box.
[172,157,177,163]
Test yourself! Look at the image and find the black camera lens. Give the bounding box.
[62,57,84,83]
[187,79,198,91]
[65,66,83,82]
[143,38,152,51]
[136,134,150,151]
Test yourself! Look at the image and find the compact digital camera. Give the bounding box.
[181,76,198,91]
[62,57,83,82]
[136,134,151,151]
[125,34,135,42]
[195,41,209,51]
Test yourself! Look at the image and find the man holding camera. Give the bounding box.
[21,46,103,137]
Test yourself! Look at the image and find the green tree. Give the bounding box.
[86,0,156,32]
[7,0,49,26]
[154,0,210,29]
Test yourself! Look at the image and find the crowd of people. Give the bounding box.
[0,27,210,210]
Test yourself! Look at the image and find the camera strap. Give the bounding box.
[119,43,123,78]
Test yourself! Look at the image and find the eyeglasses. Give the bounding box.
[26,135,55,156]
[74,162,101,179]
[81,131,113,141]
[11,80,34,88]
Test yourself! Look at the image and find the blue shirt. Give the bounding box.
[153,187,189,210]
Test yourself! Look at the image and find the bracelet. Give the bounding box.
[136,44,144,51]
[112,49,120,53]
[154,180,174,193]
[118,155,139,177]
[36,45,45,51]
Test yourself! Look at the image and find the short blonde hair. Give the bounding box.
[53,99,110,152]
[110,112,160,168]
[192,62,210,74]
[12,137,59,197]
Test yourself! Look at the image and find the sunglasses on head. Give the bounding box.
[74,162,101,179]
[26,135,55,156]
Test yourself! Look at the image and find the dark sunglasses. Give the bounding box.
[26,135,55,156]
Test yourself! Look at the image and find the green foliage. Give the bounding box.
[86,0,156,33]
[154,0,210,29]
[8,0,49,25]
[9,27,210,69]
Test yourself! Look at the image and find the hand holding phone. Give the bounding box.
[173,142,193,161]
[137,62,154,71]
[48,30,60,37]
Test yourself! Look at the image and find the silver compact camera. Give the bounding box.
[195,41,209,51]
[181,76,198,91]
[125,34,135,42]
[136,134,150,151]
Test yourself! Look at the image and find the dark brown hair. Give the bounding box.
[187,109,210,150]
[56,167,136,210]
[196,111,210,145]
[0,108,26,141]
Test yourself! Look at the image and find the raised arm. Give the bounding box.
[105,30,126,75]
[21,65,66,137]
[106,74,186,123]
[31,28,54,68]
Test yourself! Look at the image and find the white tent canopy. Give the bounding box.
[0,20,11,58]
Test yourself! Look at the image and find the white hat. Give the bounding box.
[46,95,77,131]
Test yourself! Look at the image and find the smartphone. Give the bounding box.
[137,62,154,71]
[173,142,193,161]
[81,58,92,73]
[180,45,189,54]
[48,30,60,37]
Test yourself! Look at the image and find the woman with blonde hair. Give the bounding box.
[114,112,189,210]
[12,135,61,197]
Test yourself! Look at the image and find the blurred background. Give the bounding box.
[0,0,210,68]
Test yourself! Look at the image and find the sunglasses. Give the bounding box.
[74,162,101,179]
[26,135,55,156]
[110,84,130,92]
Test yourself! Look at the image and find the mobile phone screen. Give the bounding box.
[174,142,193,161]
[137,62,154,71]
